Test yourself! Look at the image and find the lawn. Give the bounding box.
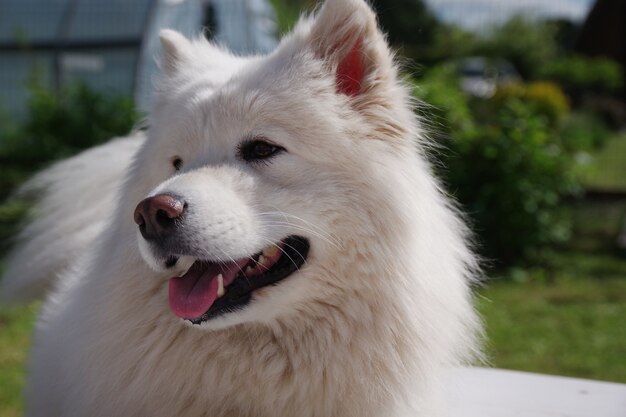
[0,303,37,417]
[579,133,626,192]
[478,199,626,383]
[479,270,626,383]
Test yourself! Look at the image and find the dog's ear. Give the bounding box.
[159,29,193,75]
[304,0,395,100]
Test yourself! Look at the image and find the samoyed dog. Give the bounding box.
[1,0,481,415]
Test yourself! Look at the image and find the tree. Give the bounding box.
[473,16,558,79]
[371,0,440,56]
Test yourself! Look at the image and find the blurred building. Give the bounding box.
[0,0,278,119]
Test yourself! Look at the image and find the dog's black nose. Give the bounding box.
[133,194,185,241]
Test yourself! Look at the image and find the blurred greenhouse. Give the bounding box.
[0,0,278,118]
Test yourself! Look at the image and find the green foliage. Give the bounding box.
[471,16,558,79]
[416,67,584,266]
[371,0,440,58]
[427,24,478,62]
[539,55,624,93]
[0,82,138,198]
[494,81,570,126]
[415,65,475,135]
[269,0,314,34]
[0,82,138,259]
[0,200,30,255]
[578,133,626,192]
[560,111,612,152]
[524,82,570,124]
[444,98,577,264]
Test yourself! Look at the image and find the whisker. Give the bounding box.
[256,209,338,242]
[257,236,303,272]
[207,247,253,287]
[257,221,340,249]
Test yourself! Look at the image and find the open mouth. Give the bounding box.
[168,235,309,324]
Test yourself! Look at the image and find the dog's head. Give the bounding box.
[132,0,417,329]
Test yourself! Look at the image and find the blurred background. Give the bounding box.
[0,0,624,415]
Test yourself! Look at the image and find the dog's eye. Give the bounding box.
[238,139,285,162]
[172,157,183,171]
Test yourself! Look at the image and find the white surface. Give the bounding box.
[448,368,626,417]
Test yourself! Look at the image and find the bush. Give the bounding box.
[443,98,578,264]
[371,0,442,61]
[415,65,476,136]
[0,200,30,255]
[427,25,478,63]
[539,55,624,94]
[415,68,580,266]
[0,82,139,198]
[559,111,612,152]
[524,82,570,124]
[471,16,558,79]
[0,82,138,256]
[493,81,570,126]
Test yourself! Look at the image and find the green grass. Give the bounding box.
[579,133,626,192]
[0,303,38,417]
[479,275,626,382]
[478,199,626,382]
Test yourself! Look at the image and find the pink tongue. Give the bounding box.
[168,261,244,319]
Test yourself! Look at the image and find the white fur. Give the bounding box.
[0,135,143,302]
[2,1,482,416]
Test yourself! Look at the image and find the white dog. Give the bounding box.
[1,0,481,415]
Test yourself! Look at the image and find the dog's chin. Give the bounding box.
[137,234,175,273]
[137,234,310,327]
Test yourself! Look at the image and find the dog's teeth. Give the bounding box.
[245,266,254,274]
[217,274,225,297]
[262,246,279,258]
[258,255,267,266]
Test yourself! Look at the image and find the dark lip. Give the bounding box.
[188,235,310,324]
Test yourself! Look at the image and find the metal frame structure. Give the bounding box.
[0,0,277,118]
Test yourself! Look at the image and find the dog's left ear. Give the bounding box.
[159,29,194,75]
[303,0,396,100]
